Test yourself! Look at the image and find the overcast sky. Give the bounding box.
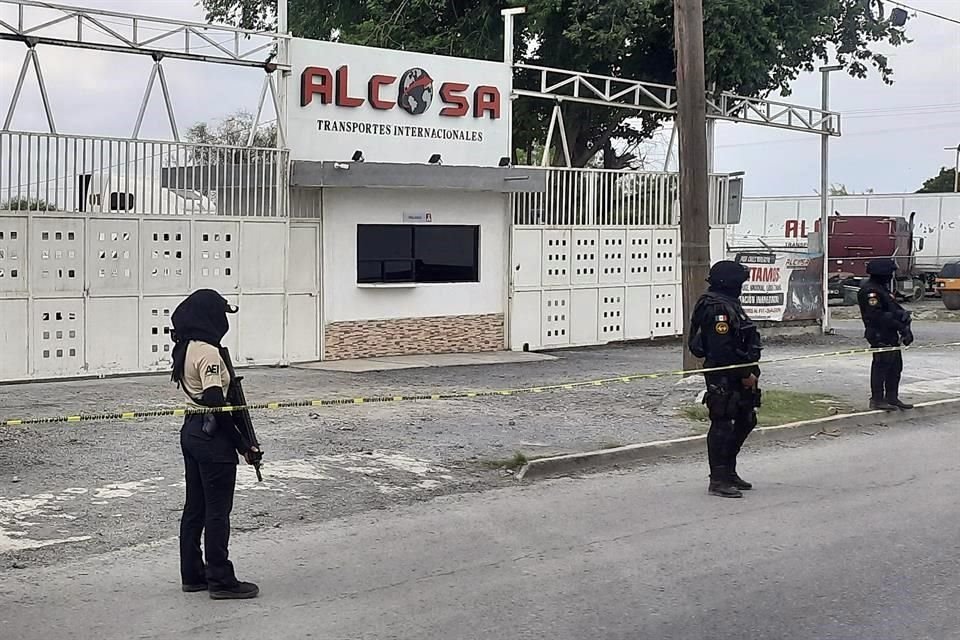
[1,0,957,197]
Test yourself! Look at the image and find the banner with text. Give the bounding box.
[287,39,511,167]
[732,249,824,322]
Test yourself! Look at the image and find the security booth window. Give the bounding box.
[357,224,480,284]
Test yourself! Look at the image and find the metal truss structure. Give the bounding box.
[0,0,286,68]
[500,8,843,169]
[0,0,287,143]
[514,65,842,168]
[514,64,841,138]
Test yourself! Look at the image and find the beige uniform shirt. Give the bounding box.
[181,341,231,404]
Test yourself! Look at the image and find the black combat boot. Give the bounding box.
[869,398,897,411]
[210,581,260,600]
[730,467,753,491]
[708,468,743,498]
[886,398,914,410]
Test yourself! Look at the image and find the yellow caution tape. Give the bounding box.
[3,342,959,428]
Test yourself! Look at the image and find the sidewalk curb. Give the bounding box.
[516,397,960,480]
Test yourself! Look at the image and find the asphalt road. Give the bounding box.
[2,414,957,640]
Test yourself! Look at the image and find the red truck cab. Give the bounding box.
[827,214,925,302]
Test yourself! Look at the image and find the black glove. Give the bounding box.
[901,327,914,347]
[201,413,219,436]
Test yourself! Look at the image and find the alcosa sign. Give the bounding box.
[287,39,512,167]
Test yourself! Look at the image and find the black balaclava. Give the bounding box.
[866,258,896,291]
[170,289,237,386]
[707,260,751,298]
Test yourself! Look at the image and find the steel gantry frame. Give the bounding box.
[516,64,843,157]
[499,10,842,170]
[0,0,289,143]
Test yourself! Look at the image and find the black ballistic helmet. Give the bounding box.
[866,258,897,277]
[707,260,750,289]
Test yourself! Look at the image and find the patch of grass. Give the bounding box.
[679,390,849,428]
[686,423,710,436]
[481,451,529,470]
[680,404,710,423]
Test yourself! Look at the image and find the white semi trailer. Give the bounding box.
[729,192,960,291]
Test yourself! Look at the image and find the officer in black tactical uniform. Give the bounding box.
[688,261,763,499]
[857,258,914,411]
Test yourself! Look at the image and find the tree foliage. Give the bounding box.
[1,197,56,211]
[201,0,910,167]
[822,183,874,196]
[184,110,278,163]
[917,167,958,193]
[185,110,277,148]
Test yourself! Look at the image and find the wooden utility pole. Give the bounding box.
[674,0,711,372]
[946,144,960,192]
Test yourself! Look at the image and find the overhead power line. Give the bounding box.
[716,120,960,149]
[844,102,960,115]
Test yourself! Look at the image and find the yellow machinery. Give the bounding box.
[934,262,960,310]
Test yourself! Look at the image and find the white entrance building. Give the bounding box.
[0,1,836,382]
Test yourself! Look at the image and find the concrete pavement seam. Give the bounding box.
[516,397,960,480]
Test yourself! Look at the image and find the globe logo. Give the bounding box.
[397,68,434,115]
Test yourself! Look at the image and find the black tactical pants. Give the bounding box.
[179,416,239,590]
[704,375,758,480]
[871,350,903,401]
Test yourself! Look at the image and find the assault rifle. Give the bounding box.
[220,347,264,481]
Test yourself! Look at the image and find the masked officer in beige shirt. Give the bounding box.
[171,289,260,600]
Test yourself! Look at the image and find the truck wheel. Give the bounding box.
[911,285,925,302]
[943,292,960,311]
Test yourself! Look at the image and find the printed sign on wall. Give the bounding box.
[733,250,824,322]
[287,39,511,167]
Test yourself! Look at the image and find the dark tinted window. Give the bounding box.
[357,226,414,283]
[414,226,479,283]
[940,263,960,278]
[358,225,413,262]
[357,224,479,284]
[109,192,135,211]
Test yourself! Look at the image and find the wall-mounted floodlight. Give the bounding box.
[428,154,442,165]
[498,156,511,167]
[352,150,364,163]
[890,7,908,27]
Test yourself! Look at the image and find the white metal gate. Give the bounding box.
[509,168,731,351]
[0,131,324,382]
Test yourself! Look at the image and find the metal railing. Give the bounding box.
[0,131,288,217]
[290,188,321,219]
[512,167,731,227]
